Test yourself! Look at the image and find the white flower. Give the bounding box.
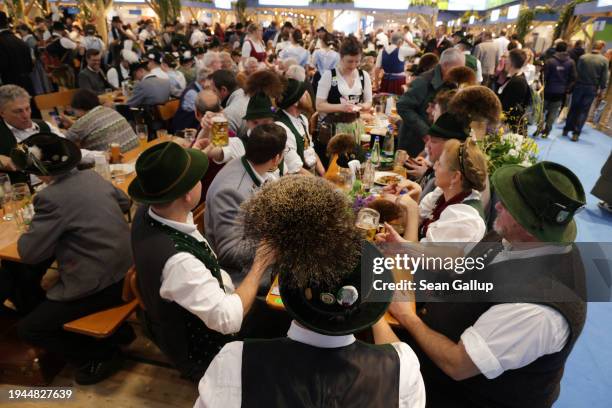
[508,149,518,158]
[514,134,524,146]
[520,159,532,167]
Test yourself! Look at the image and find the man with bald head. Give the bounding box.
[173,68,213,132]
[564,40,609,141]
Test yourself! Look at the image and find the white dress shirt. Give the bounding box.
[138,29,153,43]
[376,32,389,47]
[418,187,486,243]
[106,65,131,89]
[190,29,207,47]
[217,137,245,165]
[460,241,571,379]
[4,120,62,143]
[275,111,317,173]
[194,321,426,408]
[241,38,265,59]
[279,44,310,67]
[215,139,282,181]
[150,66,170,80]
[149,208,244,335]
[317,69,373,105]
[275,40,291,54]
[167,69,187,98]
[494,36,510,61]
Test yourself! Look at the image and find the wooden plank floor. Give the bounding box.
[0,323,199,407]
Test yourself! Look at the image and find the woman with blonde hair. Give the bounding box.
[241,23,267,64]
[380,139,488,243]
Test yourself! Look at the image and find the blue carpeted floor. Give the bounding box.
[530,123,612,407]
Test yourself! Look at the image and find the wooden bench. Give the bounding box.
[34,89,78,111]
[156,99,180,121]
[63,267,140,338]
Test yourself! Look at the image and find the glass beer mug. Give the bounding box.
[211,115,229,147]
[356,208,380,242]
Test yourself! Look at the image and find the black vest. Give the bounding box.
[131,205,231,382]
[327,68,365,105]
[172,81,201,133]
[0,119,49,184]
[242,337,400,407]
[407,235,587,408]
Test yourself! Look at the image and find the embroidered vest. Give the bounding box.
[132,205,231,382]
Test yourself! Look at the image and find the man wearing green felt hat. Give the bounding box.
[129,141,276,382]
[195,176,425,407]
[380,161,588,407]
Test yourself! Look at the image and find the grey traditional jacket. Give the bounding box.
[18,169,133,301]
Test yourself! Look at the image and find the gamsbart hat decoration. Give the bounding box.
[241,176,394,335]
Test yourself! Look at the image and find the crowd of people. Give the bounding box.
[0,7,607,408]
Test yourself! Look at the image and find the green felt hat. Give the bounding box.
[10,132,81,176]
[277,79,308,110]
[491,161,586,243]
[280,242,393,336]
[243,92,276,121]
[428,112,469,141]
[128,142,208,204]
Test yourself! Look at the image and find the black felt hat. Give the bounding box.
[428,112,469,141]
[280,241,394,336]
[11,132,81,176]
[277,79,308,110]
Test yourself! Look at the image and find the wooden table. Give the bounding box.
[113,136,168,195]
[0,137,171,262]
[0,218,20,262]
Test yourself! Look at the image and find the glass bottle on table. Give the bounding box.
[393,150,408,178]
[361,160,375,192]
[382,132,394,158]
[0,174,13,221]
[370,136,381,168]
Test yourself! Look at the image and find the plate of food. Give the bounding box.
[374,171,403,186]
[110,163,135,178]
